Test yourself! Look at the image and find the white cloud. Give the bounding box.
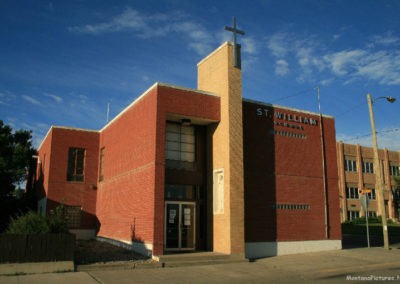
[69,8,151,35]
[22,95,41,105]
[369,32,400,47]
[68,8,214,55]
[266,32,324,82]
[332,34,341,41]
[323,49,400,85]
[266,32,290,57]
[320,78,334,86]
[275,59,289,76]
[44,93,63,103]
[242,37,257,55]
[0,90,17,105]
[323,49,367,76]
[265,30,400,87]
[355,51,400,85]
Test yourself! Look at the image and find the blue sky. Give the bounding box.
[1,0,400,150]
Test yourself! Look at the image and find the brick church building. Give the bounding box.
[31,42,342,259]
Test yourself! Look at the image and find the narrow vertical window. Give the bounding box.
[67,147,85,181]
[99,147,105,181]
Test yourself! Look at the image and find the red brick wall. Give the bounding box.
[37,127,99,229]
[96,84,220,255]
[243,101,341,242]
[96,88,159,246]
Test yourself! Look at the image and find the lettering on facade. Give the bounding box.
[256,108,318,126]
[256,107,319,139]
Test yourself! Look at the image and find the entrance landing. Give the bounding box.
[154,252,246,267]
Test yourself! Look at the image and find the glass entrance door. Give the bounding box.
[165,202,195,251]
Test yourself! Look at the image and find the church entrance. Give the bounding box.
[164,122,209,252]
[165,202,196,251]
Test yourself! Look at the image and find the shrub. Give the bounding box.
[6,211,50,234]
[348,216,396,225]
[5,206,69,234]
[47,205,69,234]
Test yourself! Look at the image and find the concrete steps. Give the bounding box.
[155,252,247,268]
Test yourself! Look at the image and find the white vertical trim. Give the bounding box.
[213,169,225,214]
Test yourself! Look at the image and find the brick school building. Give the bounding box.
[31,42,341,259]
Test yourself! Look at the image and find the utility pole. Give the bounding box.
[367,93,391,250]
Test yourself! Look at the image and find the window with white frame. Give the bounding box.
[362,160,374,174]
[344,159,357,172]
[347,210,359,221]
[346,186,359,199]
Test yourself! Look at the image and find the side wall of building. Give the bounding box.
[37,127,99,230]
[96,88,159,253]
[337,142,400,222]
[243,101,341,252]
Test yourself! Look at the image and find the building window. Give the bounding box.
[367,188,376,200]
[389,164,400,176]
[64,206,82,228]
[165,184,196,200]
[344,159,357,172]
[347,210,359,221]
[367,211,377,218]
[392,187,400,202]
[99,147,105,181]
[165,122,196,169]
[67,147,85,181]
[362,161,374,174]
[346,186,359,199]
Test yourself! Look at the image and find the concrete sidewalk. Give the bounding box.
[1,247,399,283]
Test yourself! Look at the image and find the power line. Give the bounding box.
[335,101,367,118]
[270,88,314,104]
[342,128,400,142]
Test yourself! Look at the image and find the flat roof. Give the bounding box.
[37,125,98,151]
[101,82,219,132]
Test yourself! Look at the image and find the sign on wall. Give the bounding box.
[256,107,319,140]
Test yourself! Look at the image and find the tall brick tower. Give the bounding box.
[197,42,245,255]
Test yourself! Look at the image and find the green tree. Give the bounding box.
[0,120,36,197]
[0,120,37,232]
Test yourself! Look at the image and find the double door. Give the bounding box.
[165,202,195,251]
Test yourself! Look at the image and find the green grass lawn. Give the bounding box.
[342,223,400,236]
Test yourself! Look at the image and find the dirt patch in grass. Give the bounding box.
[74,239,149,265]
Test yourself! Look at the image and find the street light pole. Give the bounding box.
[366,93,396,250]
